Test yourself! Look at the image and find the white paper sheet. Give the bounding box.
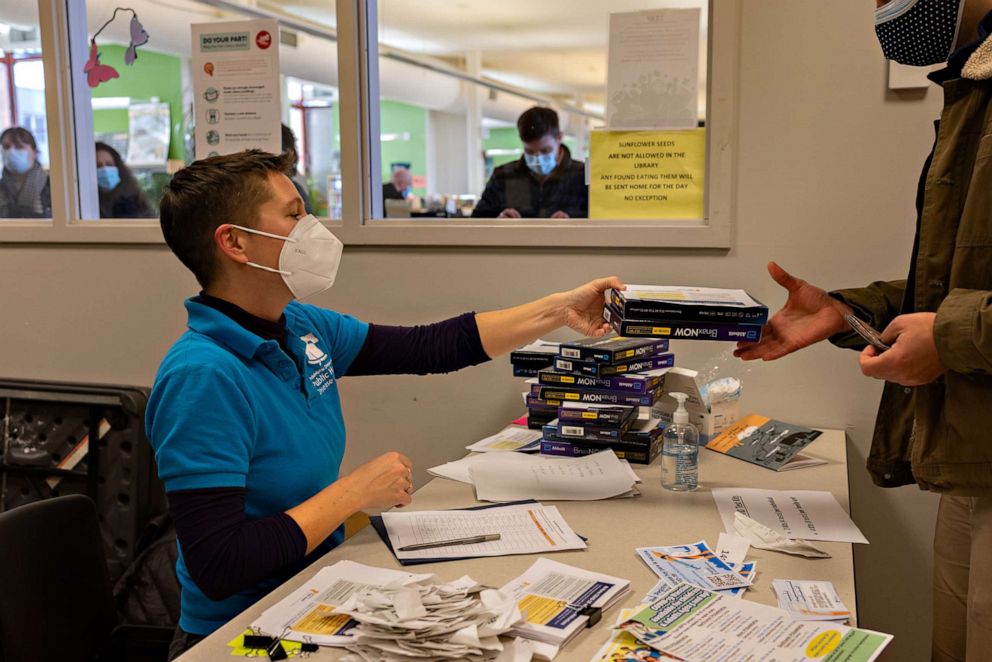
[607,9,701,129]
[382,503,587,560]
[712,488,869,544]
[428,453,534,484]
[466,426,543,453]
[715,532,750,566]
[469,450,636,502]
[733,512,831,559]
[772,579,852,622]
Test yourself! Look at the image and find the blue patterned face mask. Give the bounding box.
[875,0,964,66]
[524,151,557,176]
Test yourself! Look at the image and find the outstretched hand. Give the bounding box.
[734,262,850,361]
[559,276,625,337]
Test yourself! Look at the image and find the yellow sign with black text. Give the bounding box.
[589,129,705,219]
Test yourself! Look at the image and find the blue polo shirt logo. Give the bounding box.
[301,332,336,394]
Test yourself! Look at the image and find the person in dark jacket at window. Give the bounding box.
[95,142,154,218]
[471,106,587,219]
[0,127,51,218]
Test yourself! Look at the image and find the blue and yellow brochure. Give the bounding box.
[501,557,630,648]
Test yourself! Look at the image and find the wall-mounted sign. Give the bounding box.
[191,19,281,160]
[607,8,701,130]
[589,129,705,220]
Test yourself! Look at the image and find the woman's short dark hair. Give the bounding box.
[159,150,293,288]
[516,107,560,143]
[0,127,38,152]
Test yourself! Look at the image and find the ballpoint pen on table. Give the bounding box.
[397,533,501,552]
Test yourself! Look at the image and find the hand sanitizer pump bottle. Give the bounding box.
[661,392,699,491]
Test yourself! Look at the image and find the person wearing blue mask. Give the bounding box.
[0,127,51,218]
[472,106,587,219]
[95,142,153,218]
[149,149,623,659]
[736,1,992,659]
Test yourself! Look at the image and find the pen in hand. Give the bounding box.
[398,533,501,552]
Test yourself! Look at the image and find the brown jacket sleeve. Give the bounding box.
[826,280,906,349]
[934,289,992,375]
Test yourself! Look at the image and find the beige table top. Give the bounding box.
[179,429,855,660]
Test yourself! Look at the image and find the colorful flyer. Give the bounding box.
[589,129,705,219]
[191,19,281,159]
[590,629,674,662]
[622,582,893,662]
[636,541,751,592]
[706,414,825,471]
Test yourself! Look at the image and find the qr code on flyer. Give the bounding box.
[706,573,747,589]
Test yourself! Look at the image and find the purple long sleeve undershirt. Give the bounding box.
[168,295,491,602]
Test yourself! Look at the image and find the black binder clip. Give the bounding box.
[243,634,275,649]
[580,605,602,628]
[266,639,288,661]
[299,635,319,656]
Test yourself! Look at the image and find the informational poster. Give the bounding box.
[607,8,701,130]
[589,129,705,219]
[191,19,281,160]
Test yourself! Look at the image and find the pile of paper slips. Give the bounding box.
[338,573,534,661]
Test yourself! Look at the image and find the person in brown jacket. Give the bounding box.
[736,1,992,660]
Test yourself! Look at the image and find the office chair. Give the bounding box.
[0,495,120,662]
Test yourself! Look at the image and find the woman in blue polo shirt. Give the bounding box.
[146,150,623,659]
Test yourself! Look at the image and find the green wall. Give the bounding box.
[379,100,426,196]
[484,127,522,169]
[90,45,184,161]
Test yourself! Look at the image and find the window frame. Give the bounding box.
[336,0,739,249]
[0,0,740,247]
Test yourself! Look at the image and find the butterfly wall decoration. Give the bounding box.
[84,7,151,89]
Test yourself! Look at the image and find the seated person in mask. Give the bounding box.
[0,127,51,218]
[472,106,587,219]
[95,142,154,218]
[150,148,623,659]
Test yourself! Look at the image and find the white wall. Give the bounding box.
[0,2,943,659]
[426,110,470,196]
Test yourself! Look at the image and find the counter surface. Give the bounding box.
[178,429,855,660]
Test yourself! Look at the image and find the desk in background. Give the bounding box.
[179,429,855,660]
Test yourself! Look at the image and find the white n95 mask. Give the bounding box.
[233,214,344,300]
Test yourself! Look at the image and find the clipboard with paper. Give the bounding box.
[370,500,588,565]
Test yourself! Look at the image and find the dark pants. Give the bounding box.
[167,626,206,661]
